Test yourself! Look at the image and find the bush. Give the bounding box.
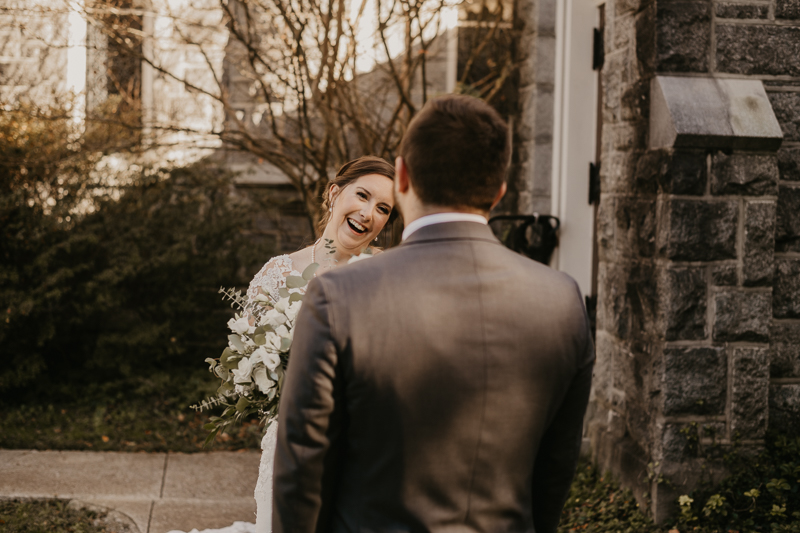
[673,432,800,532]
[1,105,277,403]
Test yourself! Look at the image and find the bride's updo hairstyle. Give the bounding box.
[398,94,510,212]
[318,155,397,235]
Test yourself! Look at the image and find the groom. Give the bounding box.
[273,95,595,533]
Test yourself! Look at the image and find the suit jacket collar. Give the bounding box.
[401,220,501,246]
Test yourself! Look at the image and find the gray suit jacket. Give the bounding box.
[273,221,595,533]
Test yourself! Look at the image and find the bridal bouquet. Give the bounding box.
[193,262,319,445]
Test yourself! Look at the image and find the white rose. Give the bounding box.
[253,367,275,393]
[264,308,287,327]
[227,316,254,336]
[275,324,289,338]
[232,356,253,383]
[274,297,290,313]
[285,301,302,321]
[263,350,281,371]
[250,346,267,366]
[266,332,282,351]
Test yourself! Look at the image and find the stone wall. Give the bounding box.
[504,0,557,216]
[589,0,800,521]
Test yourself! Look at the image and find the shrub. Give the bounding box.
[1,105,277,402]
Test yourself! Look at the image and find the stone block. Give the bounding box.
[743,201,776,286]
[711,153,778,196]
[730,347,769,438]
[770,321,800,378]
[615,0,642,15]
[717,25,800,77]
[650,76,783,151]
[658,199,738,261]
[656,2,710,72]
[622,78,649,123]
[596,197,616,262]
[657,149,707,195]
[615,197,658,258]
[661,423,698,462]
[776,186,800,253]
[769,92,800,141]
[778,147,800,181]
[615,12,635,50]
[659,267,707,341]
[776,0,800,19]
[769,383,800,432]
[713,290,771,342]
[711,263,738,286]
[663,346,726,416]
[715,2,769,18]
[774,257,800,318]
[602,150,638,194]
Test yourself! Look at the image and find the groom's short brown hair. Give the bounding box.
[399,95,510,211]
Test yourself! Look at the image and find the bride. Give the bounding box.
[248,155,396,533]
[168,156,396,533]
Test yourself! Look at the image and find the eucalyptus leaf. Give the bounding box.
[286,275,308,289]
[302,263,320,280]
[253,333,266,346]
[236,396,251,412]
[280,337,292,352]
[279,288,290,299]
[220,348,234,369]
[289,292,303,303]
[228,334,245,353]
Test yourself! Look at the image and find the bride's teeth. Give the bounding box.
[349,219,366,232]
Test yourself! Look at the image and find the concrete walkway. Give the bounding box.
[0,449,261,533]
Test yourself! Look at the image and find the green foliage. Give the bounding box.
[558,459,661,533]
[672,432,800,532]
[0,105,276,403]
[0,499,110,533]
[0,373,261,452]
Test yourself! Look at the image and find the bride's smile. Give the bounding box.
[327,173,394,255]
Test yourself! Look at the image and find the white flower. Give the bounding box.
[275,324,289,338]
[253,367,275,393]
[274,297,290,313]
[265,331,281,350]
[264,350,281,371]
[232,356,253,383]
[262,308,287,328]
[285,301,302,321]
[227,316,254,336]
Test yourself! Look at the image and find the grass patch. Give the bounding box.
[0,399,261,452]
[0,499,109,533]
[0,370,262,452]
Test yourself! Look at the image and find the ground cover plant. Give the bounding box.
[0,499,110,533]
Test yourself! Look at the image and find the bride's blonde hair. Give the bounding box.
[318,156,397,235]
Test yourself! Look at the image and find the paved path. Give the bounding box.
[0,449,261,533]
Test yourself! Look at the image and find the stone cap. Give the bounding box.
[650,76,783,151]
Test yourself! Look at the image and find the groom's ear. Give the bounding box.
[395,156,410,194]
[490,181,507,211]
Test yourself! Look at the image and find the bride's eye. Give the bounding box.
[378,206,390,215]
[357,191,368,200]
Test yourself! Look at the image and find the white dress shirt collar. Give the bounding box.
[401,212,488,241]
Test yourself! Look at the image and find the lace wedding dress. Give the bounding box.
[248,255,303,533]
[168,255,302,533]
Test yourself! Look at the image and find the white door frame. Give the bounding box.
[551,0,602,298]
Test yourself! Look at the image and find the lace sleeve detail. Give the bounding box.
[246,255,301,304]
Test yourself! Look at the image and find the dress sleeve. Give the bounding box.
[247,255,293,305]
